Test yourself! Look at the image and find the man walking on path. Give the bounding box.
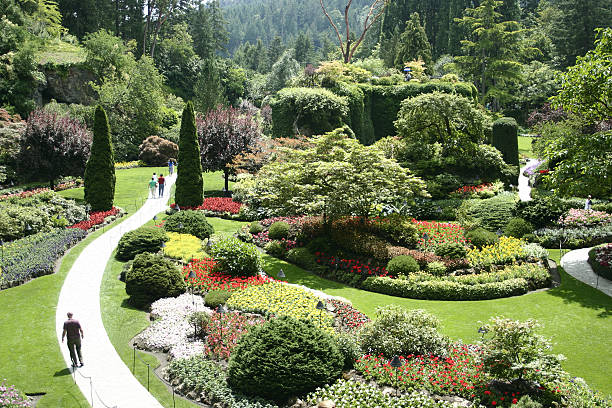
[168,159,174,175]
[158,174,165,197]
[62,312,84,367]
[148,177,157,199]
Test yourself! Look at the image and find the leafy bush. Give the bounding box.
[515,396,543,407]
[523,243,550,260]
[305,237,333,253]
[534,225,612,249]
[286,247,318,270]
[386,255,420,277]
[0,204,50,240]
[434,242,467,259]
[467,236,526,267]
[163,232,206,262]
[188,311,211,338]
[227,316,343,402]
[167,356,277,408]
[588,244,612,280]
[210,237,262,277]
[264,240,286,258]
[125,253,186,307]
[358,305,449,357]
[466,227,499,248]
[334,332,360,370]
[164,210,214,240]
[505,217,535,238]
[514,196,567,228]
[267,221,289,240]
[204,290,232,308]
[426,261,447,276]
[407,198,463,221]
[386,247,469,271]
[115,226,168,261]
[457,194,516,231]
[249,221,264,234]
[138,135,178,165]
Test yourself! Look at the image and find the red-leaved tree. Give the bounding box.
[196,105,260,192]
[19,109,92,188]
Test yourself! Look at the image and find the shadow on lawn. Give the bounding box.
[545,269,612,318]
[53,368,71,377]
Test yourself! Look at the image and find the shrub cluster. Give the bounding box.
[534,225,612,249]
[163,210,214,240]
[267,221,290,240]
[505,217,535,238]
[115,226,168,261]
[210,237,262,277]
[138,135,178,166]
[466,227,499,248]
[125,252,186,307]
[457,194,516,231]
[204,290,232,308]
[386,255,420,277]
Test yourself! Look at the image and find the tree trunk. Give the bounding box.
[150,17,162,58]
[143,0,152,56]
[224,168,230,194]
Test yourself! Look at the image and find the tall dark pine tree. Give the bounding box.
[175,102,203,208]
[84,105,116,211]
[393,12,433,70]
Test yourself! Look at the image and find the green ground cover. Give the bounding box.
[36,39,86,65]
[518,135,535,159]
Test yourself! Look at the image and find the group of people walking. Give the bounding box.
[148,160,176,199]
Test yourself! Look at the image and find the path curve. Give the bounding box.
[56,174,176,408]
[518,158,540,202]
[560,247,612,297]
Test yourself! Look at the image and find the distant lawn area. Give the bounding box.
[36,39,86,65]
[518,135,535,159]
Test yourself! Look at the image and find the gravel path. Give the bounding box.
[55,174,176,408]
[560,247,612,297]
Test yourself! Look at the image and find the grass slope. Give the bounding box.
[518,135,535,159]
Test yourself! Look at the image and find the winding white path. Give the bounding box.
[518,158,540,202]
[56,174,176,408]
[561,247,612,297]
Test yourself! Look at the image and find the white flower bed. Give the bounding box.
[134,293,211,359]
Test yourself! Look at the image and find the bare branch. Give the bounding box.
[344,0,353,45]
[348,0,387,61]
[319,0,346,58]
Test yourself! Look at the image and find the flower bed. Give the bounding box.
[225,281,335,331]
[163,232,206,262]
[413,220,469,252]
[0,187,51,201]
[534,225,612,249]
[355,345,486,399]
[114,160,141,169]
[327,299,370,332]
[314,252,388,278]
[0,380,31,407]
[199,197,242,215]
[467,237,526,267]
[450,182,502,199]
[204,311,265,360]
[558,208,612,228]
[588,243,612,280]
[68,207,120,230]
[0,229,88,289]
[183,258,275,292]
[307,379,450,408]
[251,231,297,250]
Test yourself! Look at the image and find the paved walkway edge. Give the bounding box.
[56,174,176,408]
[560,247,612,298]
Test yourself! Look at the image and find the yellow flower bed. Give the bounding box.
[226,282,334,333]
[467,236,526,266]
[114,160,142,169]
[163,232,207,262]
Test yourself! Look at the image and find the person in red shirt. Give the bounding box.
[158,174,165,198]
[62,312,84,367]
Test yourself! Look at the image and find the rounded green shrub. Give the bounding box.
[163,210,214,240]
[188,311,211,338]
[264,240,286,259]
[358,305,449,357]
[125,253,185,308]
[249,221,264,234]
[116,226,168,261]
[466,227,499,248]
[504,217,534,238]
[286,247,317,269]
[267,221,289,240]
[306,237,333,253]
[386,255,420,276]
[227,316,343,402]
[426,261,447,276]
[204,290,232,308]
[334,332,360,370]
[434,242,467,259]
[210,236,262,277]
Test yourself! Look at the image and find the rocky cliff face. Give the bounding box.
[34,65,96,106]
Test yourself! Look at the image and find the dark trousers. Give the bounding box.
[67,337,82,365]
[159,184,165,197]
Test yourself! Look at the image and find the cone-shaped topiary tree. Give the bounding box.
[84,105,116,211]
[492,117,519,168]
[175,101,203,207]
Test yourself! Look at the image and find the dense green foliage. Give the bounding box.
[84,105,116,211]
[210,236,262,277]
[504,217,535,238]
[115,226,168,261]
[125,252,186,308]
[227,316,343,402]
[175,102,204,208]
[457,194,517,232]
[492,117,519,168]
[163,210,213,240]
[434,242,468,259]
[267,221,289,240]
[466,227,499,248]
[204,290,232,308]
[386,255,420,277]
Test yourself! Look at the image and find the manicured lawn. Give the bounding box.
[518,135,535,159]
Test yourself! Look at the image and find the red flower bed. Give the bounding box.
[170,197,243,215]
[68,207,120,230]
[0,187,50,201]
[413,220,469,252]
[252,231,297,249]
[327,299,370,331]
[355,345,486,399]
[204,311,265,360]
[183,258,275,292]
[450,183,494,198]
[314,252,388,277]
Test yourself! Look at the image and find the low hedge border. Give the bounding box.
[587,246,612,281]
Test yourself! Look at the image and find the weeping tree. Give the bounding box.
[84,105,116,211]
[175,101,203,207]
[319,0,390,63]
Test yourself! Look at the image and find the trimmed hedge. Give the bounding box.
[84,105,116,211]
[492,117,519,167]
[204,290,232,308]
[125,252,186,307]
[267,221,289,240]
[115,226,168,261]
[386,255,419,276]
[163,210,214,240]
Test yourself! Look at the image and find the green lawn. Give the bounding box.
[518,135,535,159]
[35,39,86,65]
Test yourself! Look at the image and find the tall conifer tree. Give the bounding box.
[175,102,203,208]
[84,105,116,211]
